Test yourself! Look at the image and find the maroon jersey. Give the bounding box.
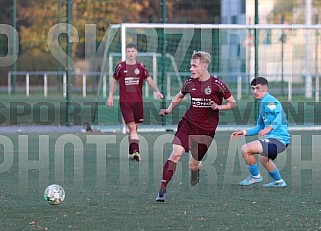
[181,76,232,131]
[113,61,150,102]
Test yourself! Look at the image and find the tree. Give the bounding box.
[0,0,13,56]
[138,0,220,24]
[267,0,321,24]
[18,0,145,55]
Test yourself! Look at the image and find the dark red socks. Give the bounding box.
[160,160,177,190]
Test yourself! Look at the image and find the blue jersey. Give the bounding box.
[247,93,290,145]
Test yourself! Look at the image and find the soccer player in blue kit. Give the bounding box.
[231,77,290,187]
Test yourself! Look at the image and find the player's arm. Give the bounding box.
[231,117,264,140]
[246,116,265,136]
[146,76,163,99]
[160,91,185,116]
[211,95,237,111]
[258,103,282,136]
[107,78,117,107]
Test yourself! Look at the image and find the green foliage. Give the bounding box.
[10,0,222,57]
[267,0,321,24]
[18,0,146,55]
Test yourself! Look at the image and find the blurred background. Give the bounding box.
[1,0,321,127]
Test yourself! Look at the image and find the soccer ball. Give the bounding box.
[44,184,65,205]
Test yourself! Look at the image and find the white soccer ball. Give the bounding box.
[44,184,65,205]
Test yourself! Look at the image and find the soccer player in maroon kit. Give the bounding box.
[107,43,163,161]
[156,51,237,202]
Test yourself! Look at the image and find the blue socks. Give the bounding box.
[268,168,282,182]
[247,163,283,182]
[247,163,259,177]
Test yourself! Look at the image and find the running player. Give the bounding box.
[155,51,237,202]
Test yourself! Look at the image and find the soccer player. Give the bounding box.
[231,77,290,187]
[107,43,163,161]
[155,51,237,202]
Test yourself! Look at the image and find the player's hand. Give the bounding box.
[107,97,113,107]
[155,92,164,99]
[210,101,220,111]
[159,109,169,116]
[230,130,245,140]
[258,127,272,136]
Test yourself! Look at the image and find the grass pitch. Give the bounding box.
[1,130,321,230]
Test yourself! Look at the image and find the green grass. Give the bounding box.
[0,94,97,125]
[1,94,321,126]
[1,130,321,230]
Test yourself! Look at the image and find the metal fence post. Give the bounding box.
[44,73,48,97]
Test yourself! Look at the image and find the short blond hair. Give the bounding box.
[191,51,211,64]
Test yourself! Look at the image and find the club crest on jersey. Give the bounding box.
[134,68,140,75]
[204,86,211,95]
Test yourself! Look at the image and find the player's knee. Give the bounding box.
[168,152,182,163]
[241,144,247,153]
[241,144,250,157]
[259,155,269,164]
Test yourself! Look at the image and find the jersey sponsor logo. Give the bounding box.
[204,86,211,95]
[191,97,212,108]
[125,77,140,85]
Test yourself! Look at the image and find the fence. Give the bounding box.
[96,23,321,103]
[6,70,319,102]
[7,71,100,97]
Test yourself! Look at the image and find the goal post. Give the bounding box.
[93,23,321,132]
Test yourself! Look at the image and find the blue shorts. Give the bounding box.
[258,138,288,160]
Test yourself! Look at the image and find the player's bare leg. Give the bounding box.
[241,140,263,166]
[260,155,286,187]
[127,122,140,161]
[260,155,276,172]
[189,156,202,186]
[239,140,263,186]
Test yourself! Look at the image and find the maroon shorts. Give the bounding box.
[119,102,144,124]
[172,119,215,161]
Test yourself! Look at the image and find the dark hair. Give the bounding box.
[126,43,137,49]
[251,77,268,86]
